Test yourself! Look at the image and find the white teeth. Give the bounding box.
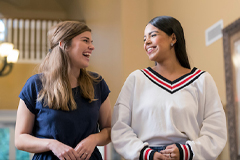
[147,47,153,52]
[83,53,91,56]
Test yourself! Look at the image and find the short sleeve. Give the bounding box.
[99,78,110,104]
[89,71,110,104]
[19,74,41,114]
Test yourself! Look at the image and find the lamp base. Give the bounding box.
[0,57,13,77]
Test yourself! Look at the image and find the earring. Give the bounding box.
[171,43,174,47]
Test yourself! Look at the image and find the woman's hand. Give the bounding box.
[74,135,97,160]
[153,151,168,160]
[160,144,180,160]
[74,97,111,160]
[48,139,80,160]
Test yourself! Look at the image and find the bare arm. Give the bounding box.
[15,99,80,160]
[15,99,51,153]
[94,96,112,145]
[75,96,112,159]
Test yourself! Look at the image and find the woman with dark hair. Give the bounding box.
[111,16,227,160]
[15,21,112,160]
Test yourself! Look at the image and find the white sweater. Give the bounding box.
[111,67,227,160]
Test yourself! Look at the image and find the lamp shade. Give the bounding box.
[0,43,14,57]
[7,49,19,63]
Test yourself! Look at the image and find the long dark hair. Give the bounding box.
[149,16,191,69]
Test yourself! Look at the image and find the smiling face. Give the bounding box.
[67,31,94,70]
[144,24,175,63]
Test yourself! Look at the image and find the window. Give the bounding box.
[0,111,31,160]
[0,20,5,41]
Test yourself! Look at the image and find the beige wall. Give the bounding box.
[0,0,67,19]
[0,64,38,109]
[76,0,123,108]
[76,0,154,108]
[121,0,154,79]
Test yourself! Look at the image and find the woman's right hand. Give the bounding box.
[153,151,168,160]
[48,139,80,160]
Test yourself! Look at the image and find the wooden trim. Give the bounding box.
[223,18,240,160]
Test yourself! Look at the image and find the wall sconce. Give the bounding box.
[0,42,19,76]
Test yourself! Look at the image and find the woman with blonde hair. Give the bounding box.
[15,21,111,160]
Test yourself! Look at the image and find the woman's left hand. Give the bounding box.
[74,135,97,160]
[160,144,179,160]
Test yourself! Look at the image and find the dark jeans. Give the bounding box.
[150,146,167,152]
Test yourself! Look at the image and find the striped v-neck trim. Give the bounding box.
[141,67,205,94]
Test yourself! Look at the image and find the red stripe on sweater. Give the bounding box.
[144,148,151,160]
[172,70,201,89]
[143,69,202,90]
[143,69,172,89]
[183,145,188,160]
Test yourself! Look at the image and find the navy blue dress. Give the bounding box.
[19,73,110,160]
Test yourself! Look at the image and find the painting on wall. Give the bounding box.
[223,18,240,160]
[233,40,240,155]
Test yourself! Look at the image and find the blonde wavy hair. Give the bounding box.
[37,21,99,111]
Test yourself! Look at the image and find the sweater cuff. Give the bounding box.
[139,146,156,160]
[175,143,193,160]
